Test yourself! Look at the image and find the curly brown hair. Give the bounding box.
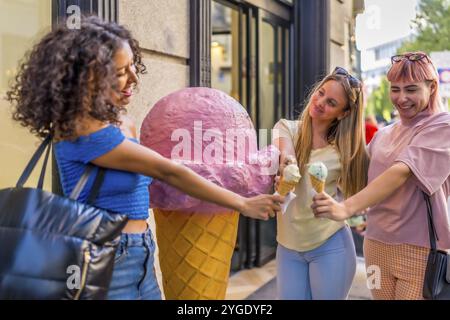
[5,16,146,140]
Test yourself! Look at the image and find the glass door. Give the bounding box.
[211,1,292,270]
[211,0,256,271]
[259,11,291,132]
[211,1,241,101]
[256,10,291,266]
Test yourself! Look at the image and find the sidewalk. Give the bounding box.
[348,257,372,300]
[226,257,372,300]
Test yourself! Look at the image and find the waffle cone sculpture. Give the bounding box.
[140,88,278,300]
[277,164,301,196]
[153,209,238,299]
[308,162,328,193]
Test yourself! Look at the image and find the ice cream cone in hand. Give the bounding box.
[277,164,301,196]
[308,162,328,193]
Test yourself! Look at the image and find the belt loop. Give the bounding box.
[123,233,129,247]
[142,230,148,247]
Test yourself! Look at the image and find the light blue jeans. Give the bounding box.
[107,228,162,300]
[276,226,356,300]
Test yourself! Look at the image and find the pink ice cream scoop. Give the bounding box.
[140,87,278,213]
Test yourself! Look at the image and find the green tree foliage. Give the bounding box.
[366,77,393,122]
[398,0,450,53]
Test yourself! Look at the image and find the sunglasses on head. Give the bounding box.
[332,67,361,89]
[391,52,431,64]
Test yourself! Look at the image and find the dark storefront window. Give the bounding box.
[211,0,256,124]
[256,11,291,267]
[210,0,292,270]
[211,2,240,101]
[259,11,291,130]
[211,0,291,128]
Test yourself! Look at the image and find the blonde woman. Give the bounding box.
[273,67,369,299]
[312,52,450,300]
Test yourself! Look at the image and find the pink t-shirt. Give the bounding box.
[366,109,450,250]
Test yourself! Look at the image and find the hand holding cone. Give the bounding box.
[308,162,328,193]
[277,163,301,196]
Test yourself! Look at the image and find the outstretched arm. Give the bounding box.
[75,119,284,220]
[90,136,283,220]
[311,162,411,221]
[92,140,283,220]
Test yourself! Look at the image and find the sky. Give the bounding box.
[356,0,420,50]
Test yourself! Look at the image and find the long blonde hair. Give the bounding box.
[295,74,369,198]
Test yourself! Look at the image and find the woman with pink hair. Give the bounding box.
[311,52,450,300]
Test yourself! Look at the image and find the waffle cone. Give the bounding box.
[153,209,239,300]
[309,174,325,193]
[277,178,297,196]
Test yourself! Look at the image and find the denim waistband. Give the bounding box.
[119,228,153,247]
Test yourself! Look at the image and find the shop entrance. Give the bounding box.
[211,0,293,270]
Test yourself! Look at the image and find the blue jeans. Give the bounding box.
[276,226,356,300]
[107,228,162,300]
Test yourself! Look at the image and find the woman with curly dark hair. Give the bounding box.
[6,16,284,300]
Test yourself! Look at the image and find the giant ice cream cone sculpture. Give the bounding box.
[140,88,278,299]
[277,164,301,196]
[308,162,328,193]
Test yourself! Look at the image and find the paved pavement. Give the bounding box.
[348,257,372,300]
[246,257,372,300]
